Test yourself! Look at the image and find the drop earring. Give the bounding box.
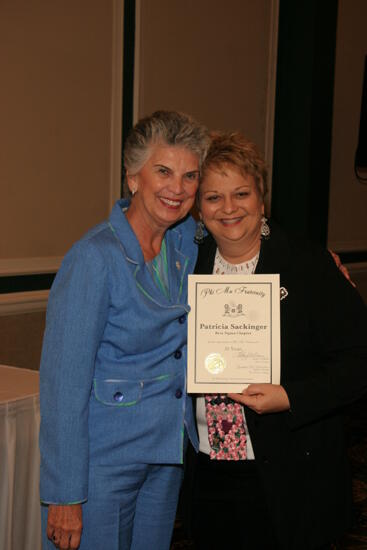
[261,216,270,239]
[194,220,205,244]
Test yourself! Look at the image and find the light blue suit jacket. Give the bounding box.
[39,200,199,504]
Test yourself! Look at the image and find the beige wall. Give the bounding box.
[134,0,278,204]
[0,0,123,274]
[0,311,45,370]
[328,0,367,252]
[0,0,277,272]
[1,1,279,369]
[0,1,123,369]
[1,1,278,370]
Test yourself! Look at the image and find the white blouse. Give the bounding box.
[196,249,260,459]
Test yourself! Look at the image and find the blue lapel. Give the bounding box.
[108,199,190,309]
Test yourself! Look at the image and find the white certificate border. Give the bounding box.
[187,274,281,393]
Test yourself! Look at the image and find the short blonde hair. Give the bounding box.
[201,131,268,198]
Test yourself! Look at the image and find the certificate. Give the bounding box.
[187,274,281,393]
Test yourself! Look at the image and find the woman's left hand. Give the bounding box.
[228,384,290,414]
[47,504,82,549]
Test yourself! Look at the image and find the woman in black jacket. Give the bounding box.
[188,131,367,549]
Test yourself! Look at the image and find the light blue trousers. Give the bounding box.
[42,462,184,550]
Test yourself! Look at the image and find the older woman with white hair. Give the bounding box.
[39,111,210,550]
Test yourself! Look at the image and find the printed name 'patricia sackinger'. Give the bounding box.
[199,322,267,331]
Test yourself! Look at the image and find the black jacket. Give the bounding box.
[189,220,367,549]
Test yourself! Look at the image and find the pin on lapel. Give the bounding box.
[280,287,288,301]
[176,261,181,270]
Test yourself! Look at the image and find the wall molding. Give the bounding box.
[0,257,62,277]
[328,239,367,253]
[347,261,367,273]
[265,0,280,213]
[133,0,141,125]
[110,0,124,207]
[0,290,49,316]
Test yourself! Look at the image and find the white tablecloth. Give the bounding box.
[0,365,41,550]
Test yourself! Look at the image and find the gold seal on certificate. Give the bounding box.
[205,353,226,375]
[187,274,281,393]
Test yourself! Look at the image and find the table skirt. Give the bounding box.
[0,394,41,550]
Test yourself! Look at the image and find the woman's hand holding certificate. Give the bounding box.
[228,383,290,414]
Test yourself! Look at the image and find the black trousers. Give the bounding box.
[190,452,334,550]
[191,452,276,550]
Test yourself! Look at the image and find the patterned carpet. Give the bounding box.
[171,395,367,549]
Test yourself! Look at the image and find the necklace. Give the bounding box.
[214,249,260,275]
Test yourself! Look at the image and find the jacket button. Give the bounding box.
[175,389,183,399]
[113,391,124,402]
[174,349,182,359]
[178,315,186,324]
